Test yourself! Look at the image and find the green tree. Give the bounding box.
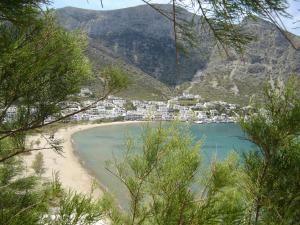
[1,1,298,225]
[240,77,300,224]
[102,78,300,225]
[124,101,137,111]
[0,1,128,225]
[104,123,249,225]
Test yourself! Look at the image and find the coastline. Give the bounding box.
[23,121,144,198]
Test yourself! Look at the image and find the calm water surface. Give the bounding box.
[72,122,256,209]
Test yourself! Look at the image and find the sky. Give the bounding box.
[49,0,300,35]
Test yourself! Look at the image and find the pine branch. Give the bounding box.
[0,146,53,163]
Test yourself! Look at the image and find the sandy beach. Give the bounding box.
[23,121,143,198]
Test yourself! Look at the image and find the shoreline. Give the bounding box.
[23,120,235,198]
[23,120,144,198]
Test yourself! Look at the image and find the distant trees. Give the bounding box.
[124,101,137,111]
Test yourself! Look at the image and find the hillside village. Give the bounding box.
[5,88,248,124]
[4,88,249,124]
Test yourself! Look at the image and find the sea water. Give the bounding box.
[72,122,256,209]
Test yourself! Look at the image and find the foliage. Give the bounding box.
[124,101,137,111]
[0,11,93,163]
[177,99,198,106]
[0,11,129,162]
[100,66,130,95]
[0,1,128,224]
[0,0,49,25]
[42,190,104,225]
[105,123,200,224]
[101,78,300,224]
[0,1,299,225]
[0,157,48,225]
[0,158,105,225]
[152,0,295,54]
[188,72,266,105]
[195,153,250,225]
[0,13,91,124]
[104,123,250,224]
[240,77,300,224]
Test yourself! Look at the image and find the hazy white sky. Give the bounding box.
[49,0,300,35]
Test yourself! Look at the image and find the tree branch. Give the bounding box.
[0,146,53,163]
[0,90,112,141]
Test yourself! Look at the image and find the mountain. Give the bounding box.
[56,4,300,103]
[187,18,300,104]
[86,40,172,100]
[56,5,211,86]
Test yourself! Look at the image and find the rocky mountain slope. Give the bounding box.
[86,40,172,100]
[56,4,300,103]
[188,18,300,104]
[56,5,211,86]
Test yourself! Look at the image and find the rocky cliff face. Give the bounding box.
[56,4,300,103]
[188,18,300,104]
[56,5,211,86]
[206,18,300,79]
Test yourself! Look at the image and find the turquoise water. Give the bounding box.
[72,122,256,209]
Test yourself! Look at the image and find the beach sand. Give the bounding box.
[23,121,143,198]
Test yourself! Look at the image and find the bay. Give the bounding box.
[72,122,256,209]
